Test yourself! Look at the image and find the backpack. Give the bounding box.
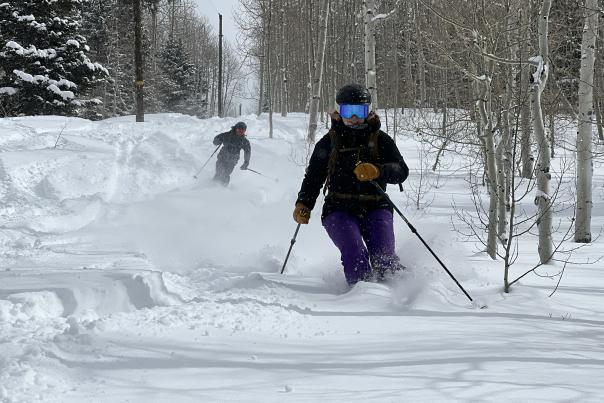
[323,129,380,194]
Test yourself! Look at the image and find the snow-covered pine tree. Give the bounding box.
[158,37,196,114]
[0,0,108,117]
[79,0,115,118]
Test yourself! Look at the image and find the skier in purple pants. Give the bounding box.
[293,84,409,286]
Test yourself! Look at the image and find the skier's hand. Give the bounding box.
[293,202,311,224]
[240,164,248,170]
[354,162,380,181]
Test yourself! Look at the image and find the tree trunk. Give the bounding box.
[532,0,553,264]
[393,16,400,142]
[502,3,519,231]
[307,0,330,144]
[433,63,448,172]
[477,78,498,259]
[170,0,176,38]
[218,14,223,117]
[133,0,144,122]
[574,0,599,243]
[267,0,274,138]
[363,0,378,110]
[405,2,414,108]
[257,34,265,116]
[210,66,216,116]
[520,4,533,178]
[596,21,604,141]
[596,70,604,141]
[281,1,288,117]
[595,58,604,141]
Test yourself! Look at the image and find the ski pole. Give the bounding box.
[280,223,301,274]
[193,145,221,179]
[370,181,474,302]
[242,167,278,182]
[244,167,263,175]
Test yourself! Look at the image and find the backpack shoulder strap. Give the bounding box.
[323,129,339,195]
[369,130,380,161]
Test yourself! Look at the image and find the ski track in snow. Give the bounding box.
[1,113,604,402]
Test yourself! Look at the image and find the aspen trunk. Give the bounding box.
[497,8,517,241]
[267,0,274,138]
[307,0,330,144]
[280,1,288,117]
[574,0,599,243]
[532,0,553,263]
[520,5,534,178]
[363,0,378,110]
[477,78,498,259]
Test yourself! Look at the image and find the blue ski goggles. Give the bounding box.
[339,104,369,119]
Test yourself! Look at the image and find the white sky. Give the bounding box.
[194,0,241,46]
[195,0,256,114]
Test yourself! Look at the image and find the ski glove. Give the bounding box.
[240,164,248,170]
[293,202,311,224]
[354,162,380,182]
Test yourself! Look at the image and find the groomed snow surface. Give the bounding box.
[1,113,604,402]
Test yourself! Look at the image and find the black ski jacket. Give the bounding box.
[213,130,251,165]
[296,111,409,219]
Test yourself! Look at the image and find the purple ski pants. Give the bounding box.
[323,209,400,285]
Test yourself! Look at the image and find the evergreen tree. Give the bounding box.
[80,0,135,118]
[0,0,108,116]
[158,37,196,113]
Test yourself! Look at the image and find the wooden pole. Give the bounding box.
[218,13,223,117]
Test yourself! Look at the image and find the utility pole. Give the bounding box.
[218,13,223,118]
[133,0,144,122]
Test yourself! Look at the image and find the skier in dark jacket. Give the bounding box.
[293,84,409,286]
[213,121,251,185]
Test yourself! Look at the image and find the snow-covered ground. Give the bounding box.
[1,112,604,402]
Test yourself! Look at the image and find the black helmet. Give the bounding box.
[233,121,247,130]
[336,83,371,105]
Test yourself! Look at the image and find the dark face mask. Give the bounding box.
[346,123,368,130]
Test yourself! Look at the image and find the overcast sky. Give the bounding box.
[194,0,241,46]
[194,0,256,114]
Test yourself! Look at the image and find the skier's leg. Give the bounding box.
[222,159,236,185]
[361,209,401,280]
[323,211,371,285]
[213,159,229,185]
[214,155,237,186]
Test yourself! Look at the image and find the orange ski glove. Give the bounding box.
[293,202,311,224]
[354,162,380,182]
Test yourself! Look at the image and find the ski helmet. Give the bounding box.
[233,121,247,130]
[336,84,371,105]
